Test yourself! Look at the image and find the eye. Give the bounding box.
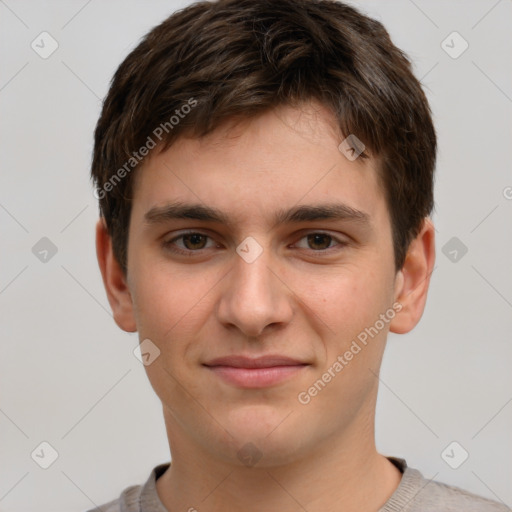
[163,231,217,255]
[294,232,347,252]
[162,230,348,257]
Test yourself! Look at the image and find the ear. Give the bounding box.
[95,218,137,332]
[389,217,435,334]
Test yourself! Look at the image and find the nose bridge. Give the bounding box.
[233,248,274,300]
[217,241,292,336]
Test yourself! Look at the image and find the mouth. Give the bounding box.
[203,355,310,388]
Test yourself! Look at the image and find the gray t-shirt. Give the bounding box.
[87,457,510,511]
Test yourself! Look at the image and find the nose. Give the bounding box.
[216,245,294,338]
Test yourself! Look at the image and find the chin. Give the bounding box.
[216,406,307,464]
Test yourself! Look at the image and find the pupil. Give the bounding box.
[185,234,205,249]
[309,234,330,250]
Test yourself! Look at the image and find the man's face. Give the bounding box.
[124,103,403,466]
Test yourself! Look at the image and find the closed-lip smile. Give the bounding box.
[203,355,309,388]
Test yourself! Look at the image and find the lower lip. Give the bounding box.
[206,365,308,388]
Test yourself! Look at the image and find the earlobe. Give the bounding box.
[389,217,436,335]
[95,218,137,332]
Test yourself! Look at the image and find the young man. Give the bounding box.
[89,0,509,511]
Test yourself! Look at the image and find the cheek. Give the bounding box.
[130,267,215,405]
[292,264,389,336]
[132,261,203,329]
[296,272,392,419]
[130,263,225,365]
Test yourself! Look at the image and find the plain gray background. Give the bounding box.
[1,1,511,511]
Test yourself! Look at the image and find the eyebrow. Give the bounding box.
[144,201,371,229]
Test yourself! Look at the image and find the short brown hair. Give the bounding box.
[91,0,436,273]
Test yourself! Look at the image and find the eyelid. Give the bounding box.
[163,229,349,255]
[164,229,218,250]
[291,231,348,250]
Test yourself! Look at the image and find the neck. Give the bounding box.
[156,408,402,512]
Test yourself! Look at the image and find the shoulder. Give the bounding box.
[84,483,143,512]
[84,463,170,512]
[383,458,510,512]
[414,475,510,512]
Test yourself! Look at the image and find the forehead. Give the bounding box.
[130,103,388,230]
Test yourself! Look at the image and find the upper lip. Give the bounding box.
[203,355,308,369]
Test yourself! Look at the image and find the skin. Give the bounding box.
[96,102,435,512]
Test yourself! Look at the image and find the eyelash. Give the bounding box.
[162,231,348,257]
